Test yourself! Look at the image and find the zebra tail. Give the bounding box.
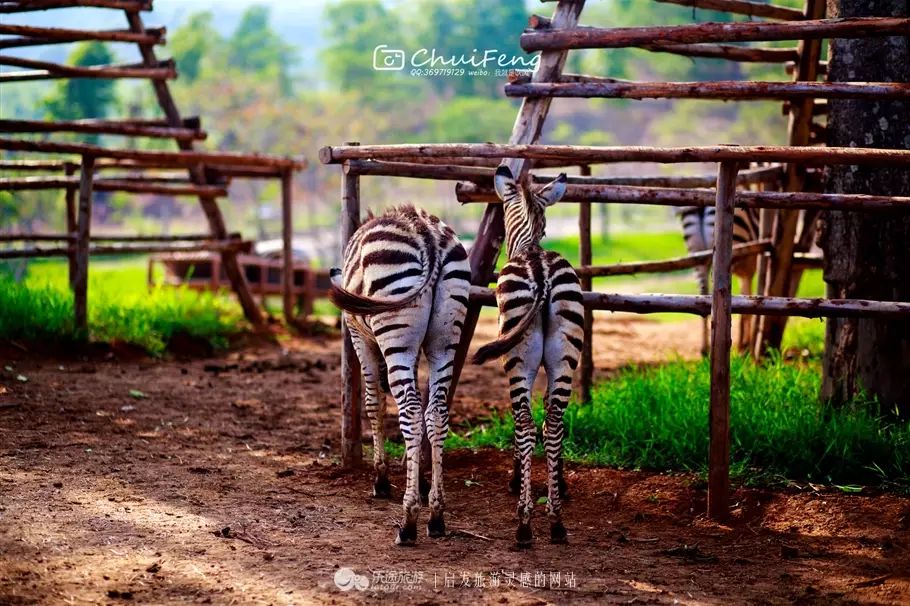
[471,288,545,366]
[328,268,428,315]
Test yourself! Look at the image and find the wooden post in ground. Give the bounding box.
[340,142,363,467]
[64,162,77,287]
[124,10,263,327]
[708,161,739,522]
[756,0,825,354]
[447,0,586,410]
[750,205,774,351]
[280,168,295,327]
[73,154,94,334]
[578,164,594,404]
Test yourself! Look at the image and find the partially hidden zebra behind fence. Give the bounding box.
[329,205,471,545]
[472,166,583,548]
[678,205,760,355]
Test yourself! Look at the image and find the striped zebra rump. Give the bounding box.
[678,206,761,281]
[329,204,470,545]
[678,205,761,354]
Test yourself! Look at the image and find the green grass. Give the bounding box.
[543,231,687,267]
[443,356,909,489]
[1,258,244,355]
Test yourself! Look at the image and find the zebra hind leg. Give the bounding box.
[348,325,390,498]
[423,358,452,538]
[504,341,542,549]
[380,346,424,546]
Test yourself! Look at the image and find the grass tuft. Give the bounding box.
[1,259,243,356]
[444,356,909,489]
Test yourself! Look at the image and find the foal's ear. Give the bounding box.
[493,165,518,202]
[537,173,567,206]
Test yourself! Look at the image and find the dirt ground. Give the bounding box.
[1,315,908,605]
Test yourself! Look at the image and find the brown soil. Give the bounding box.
[1,316,907,605]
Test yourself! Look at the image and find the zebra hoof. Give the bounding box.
[550,521,568,544]
[395,523,418,546]
[427,515,446,538]
[373,476,392,499]
[515,523,533,549]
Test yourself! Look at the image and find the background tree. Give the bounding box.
[228,6,297,96]
[43,41,117,124]
[168,11,221,83]
[819,0,909,416]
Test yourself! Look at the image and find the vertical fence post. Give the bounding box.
[446,0,586,411]
[578,164,594,404]
[73,154,95,335]
[340,142,363,468]
[64,162,78,288]
[281,168,296,327]
[708,161,738,522]
[750,204,773,353]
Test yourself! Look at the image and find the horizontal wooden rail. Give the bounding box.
[0,159,74,171]
[468,286,910,319]
[0,138,306,169]
[0,24,164,48]
[0,176,227,197]
[0,240,245,260]
[652,0,806,21]
[0,56,175,82]
[0,1,152,12]
[344,159,783,188]
[456,182,910,211]
[505,80,910,101]
[520,18,910,52]
[90,233,226,242]
[578,240,771,277]
[0,233,218,242]
[0,118,205,141]
[320,143,910,167]
[0,233,74,242]
[640,42,799,63]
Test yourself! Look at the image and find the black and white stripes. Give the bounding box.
[678,205,761,354]
[330,205,470,545]
[473,166,583,548]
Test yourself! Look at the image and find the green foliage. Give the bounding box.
[43,42,117,128]
[321,0,425,107]
[0,259,243,356]
[228,6,297,96]
[169,11,221,83]
[426,97,516,142]
[447,357,909,489]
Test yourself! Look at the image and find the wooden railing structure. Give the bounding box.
[0,0,306,330]
[321,0,910,520]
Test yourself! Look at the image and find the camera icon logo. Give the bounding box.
[373,45,406,71]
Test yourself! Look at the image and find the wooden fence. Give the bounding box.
[0,0,306,329]
[321,0,910,522]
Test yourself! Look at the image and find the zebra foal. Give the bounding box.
[473,166,583,548]
[330,205,471,545]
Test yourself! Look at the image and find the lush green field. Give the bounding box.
[439,356,908,490]
[1,234,827,355]
[1,257,243,355]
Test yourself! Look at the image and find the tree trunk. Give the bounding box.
[819,0,910,415]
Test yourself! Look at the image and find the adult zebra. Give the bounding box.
[678,205,761,355]
[473,166,583,548]
[329,205,471,545]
